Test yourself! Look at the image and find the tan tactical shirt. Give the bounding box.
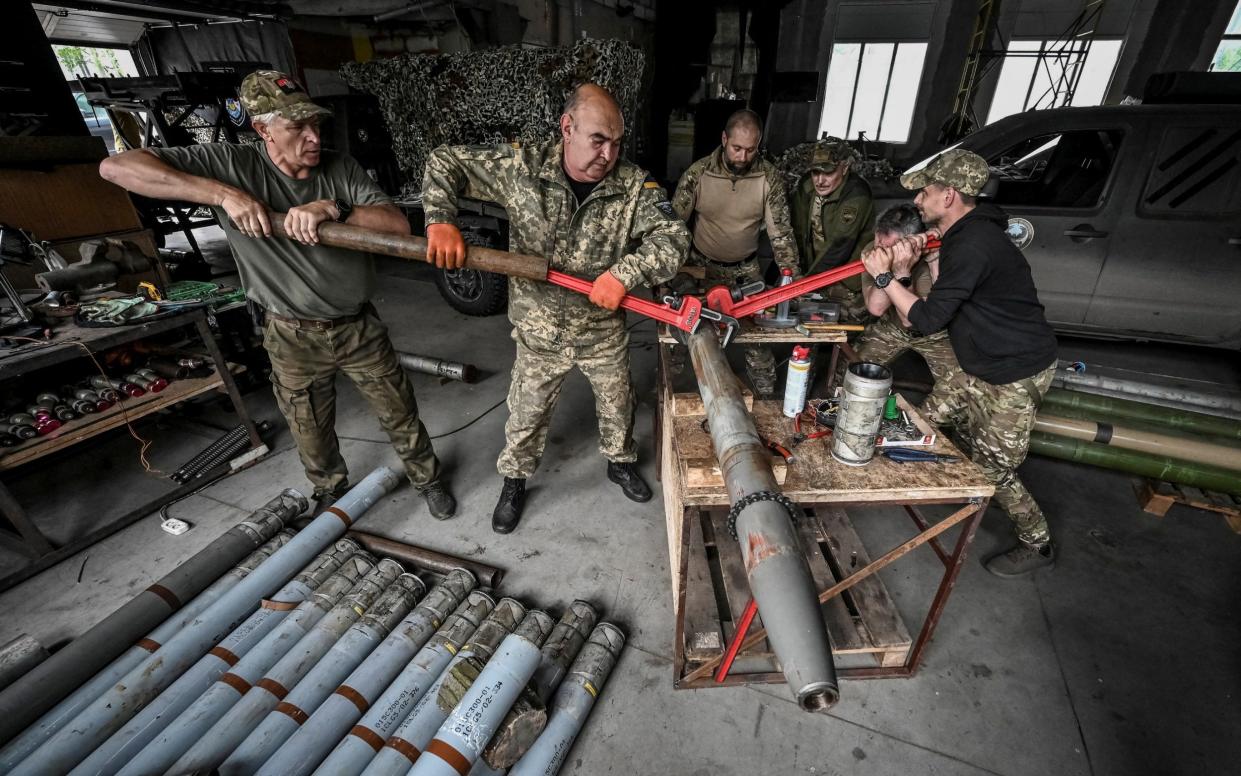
[422,140,688,346]
[671,148,798,271]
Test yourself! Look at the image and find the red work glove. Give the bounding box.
[589,269,627,311]
[426,223,466,269]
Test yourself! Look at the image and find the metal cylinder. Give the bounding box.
[259,569,476,776]
[1029,432,1241,494]
[124,550,376,776]
[348,531,505,589]
[1043,388,1241,442]
[409,610,555,776]
[481,601,597,769]
[0,635,47,693]
[361,598,527,776]
[831,361,893,466]
[1052,366,1241,416]
[82,539,362,776]
[0,530,294,772]
[227,573,427,774]
[397,351,479,384]
[687,329,838,712]
[10,470,398,775]
[314,591,496,776]
[507,623,626,776]
[167,556,404,775]
[1035,413,1241,472]
[0,490,303,748]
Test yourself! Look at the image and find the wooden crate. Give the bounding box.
[676,505,912,687]
[1137,480,1241,534]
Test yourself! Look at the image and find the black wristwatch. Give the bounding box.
[874,271,894,288]
[897,276,913,288]
[333,199,352,223]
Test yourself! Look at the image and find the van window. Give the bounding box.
[987,129,1123,208]
[1141,126,1241,216]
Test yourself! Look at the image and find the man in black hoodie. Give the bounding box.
[861,149,1059,578]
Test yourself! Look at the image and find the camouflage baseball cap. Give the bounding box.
[808,137,854,172]
[900,148,989,196]
[239,70,331,121]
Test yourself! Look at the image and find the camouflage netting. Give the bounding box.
[341,39,645,197]
[774,141,900,193]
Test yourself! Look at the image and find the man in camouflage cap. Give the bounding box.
[862,147,1060,578]
[789,137,875,318]
[421,83,688,534]
[100,69,458,521]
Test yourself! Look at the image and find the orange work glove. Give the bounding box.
[426,223,466,269]
[589,269,627,311]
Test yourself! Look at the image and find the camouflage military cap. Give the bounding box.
[240,70,331,122]
[900,148,989,196]
[808,138,854,172]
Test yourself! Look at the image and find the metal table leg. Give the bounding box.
[194,315,262,450]
[0,481,55,558]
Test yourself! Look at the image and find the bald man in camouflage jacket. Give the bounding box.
[422,84,688,533]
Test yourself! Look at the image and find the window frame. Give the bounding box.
[818,40,929,144]
[1212,1,1241,72]
[984,37,1124,125]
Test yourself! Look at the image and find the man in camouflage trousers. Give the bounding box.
[790,138,875,319]
[421,83,688,533]
[853,203,960,397]
[672,109,799,395]
[100,70,457,520]
[863,149,1060,577]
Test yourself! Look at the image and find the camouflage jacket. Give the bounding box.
[422,140,688,345]
[671,149,799,271]
[789,171,875,278]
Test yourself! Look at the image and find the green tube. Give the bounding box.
[1029,432,1241,495]
[1044,389,1241,442]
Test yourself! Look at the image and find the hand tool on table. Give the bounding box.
[881,448,961,464]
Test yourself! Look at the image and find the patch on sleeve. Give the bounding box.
[840,205,858,225]
[643,181,661,189]
[655,200,675,217]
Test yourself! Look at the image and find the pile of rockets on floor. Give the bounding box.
[0,467,622,776]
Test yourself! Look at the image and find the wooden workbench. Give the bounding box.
[655,341,993,688]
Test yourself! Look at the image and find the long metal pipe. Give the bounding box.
[348,530,505,589]
[397,351,479,384]
[686,328,838,712]
[1029,432,1241,494]
[313,591,496,776]
[122,550,378,776]
[0,635,46,693]
[259,569,476,776]
[361,598,527,776]
[1043,389,1241,442]
[409,610,555,776]
[0,528,294,770]
[224,573,428,774]
[1052,367,1241,416]
[168,557,405,774]
[10,469,399,775]
[507,623,626,776]
[1036,413,1241,472]
[481,600,596,770]
[0,489,303,746]
[268,211,549,281]
[80,540,367,776]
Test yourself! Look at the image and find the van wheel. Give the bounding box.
[433,229,508,316]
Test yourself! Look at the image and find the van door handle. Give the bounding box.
[1229,238,1241,246]
[1063,226,1108,240]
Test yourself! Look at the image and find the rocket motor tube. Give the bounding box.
[831,362,893,466]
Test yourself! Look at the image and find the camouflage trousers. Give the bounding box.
[853,317,960,409]
[263,311,442,498]
[923,361,1058,547]
[497,327,636,479]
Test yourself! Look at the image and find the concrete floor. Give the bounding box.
[2,236,1239,775]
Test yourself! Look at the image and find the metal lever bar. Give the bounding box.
[705,261,867,319]
[545,269,706,334]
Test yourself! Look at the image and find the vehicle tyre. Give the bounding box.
[433,229,508,316]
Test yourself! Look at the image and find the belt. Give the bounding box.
[267,308,367,331]
[704,253,757,267]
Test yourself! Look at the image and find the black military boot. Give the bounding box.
[309,485,348,518]
[420,481,457,520]
[492,477,526,534]
[607,462,652,503]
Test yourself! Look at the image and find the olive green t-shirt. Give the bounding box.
[153,143,392,319]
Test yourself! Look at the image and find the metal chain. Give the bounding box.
[727,490,802,539]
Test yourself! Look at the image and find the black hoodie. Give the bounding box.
[906,204,1058,385]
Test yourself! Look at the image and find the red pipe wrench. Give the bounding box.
[545,269,727,336]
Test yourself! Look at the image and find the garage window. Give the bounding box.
[817,41,928,143]
[1141,127,1241,215]
[1212,2,1241,71]
[986,39,1123,124]
[988,129,1123,208]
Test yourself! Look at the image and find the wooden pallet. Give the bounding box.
[1137,480,1241,534]
[677,505,912,687]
